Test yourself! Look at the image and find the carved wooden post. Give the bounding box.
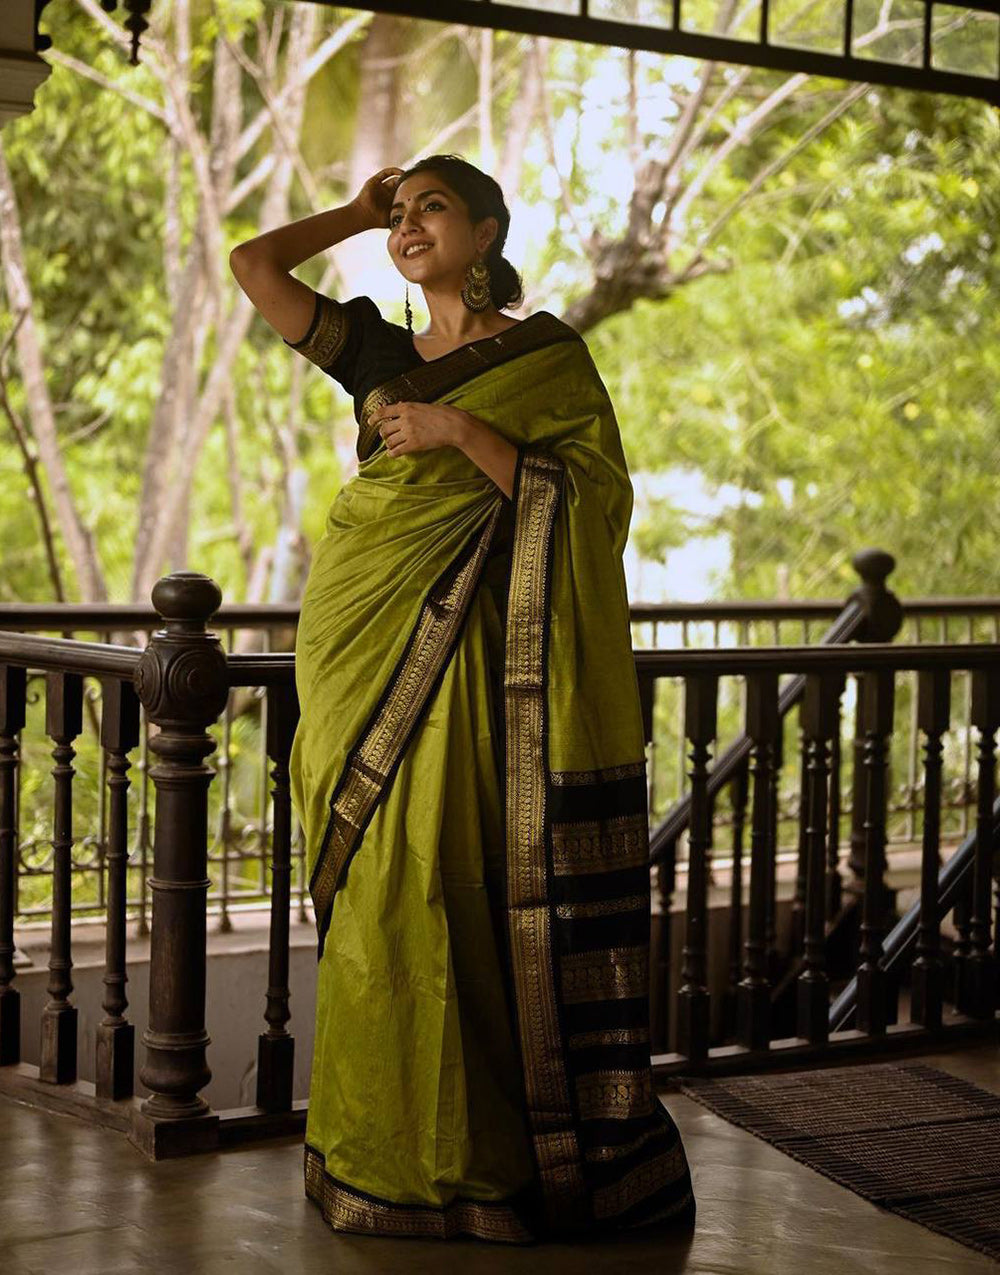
[738,671,779,1051]
[40,671,83,1084]
[825,718,843,919]
[845,550,903,893]
[791,729,809,956]
[96,677,141,1100]
[723,757,749,1038]
[911,668,949,1030]
[765,718,783,984]
[856,669,894,1036]
[129,572,229,1159]
[650,846,676,1054]
[256,682,299,1112]
[676,673,717,1066]
[0,664,27,1066]
[797,670,844,1044]
[967,668,999,1019]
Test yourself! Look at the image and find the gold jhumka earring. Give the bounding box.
[461,258,491,312]
[405,258,492,329]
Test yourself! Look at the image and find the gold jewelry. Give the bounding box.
[461,258,491,312]
[405,284,413,334]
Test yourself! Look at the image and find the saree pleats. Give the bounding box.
[303,579,538,1241]
[291,318,694,1242]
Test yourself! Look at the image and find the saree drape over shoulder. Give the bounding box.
[286,295,695,1243]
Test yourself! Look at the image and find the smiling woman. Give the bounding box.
[229,155,695,1245]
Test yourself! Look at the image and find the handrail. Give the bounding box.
[2,595,998,633]
[646,639,1000,864]
[0,632,141,678]
[645,546,907,863]
[828,793,1000,1031]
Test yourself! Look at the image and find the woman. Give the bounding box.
[229,155,695,1244]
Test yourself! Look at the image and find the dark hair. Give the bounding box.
[391,154,524,312]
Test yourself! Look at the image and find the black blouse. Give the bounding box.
[283,287,518,559]
[283,290,432,425]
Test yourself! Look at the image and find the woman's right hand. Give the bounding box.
[351,167,405,230]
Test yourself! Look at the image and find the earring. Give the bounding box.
[461,258,491,312]
[405,284,413,334]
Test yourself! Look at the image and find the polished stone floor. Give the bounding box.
[4,1042,999,1274]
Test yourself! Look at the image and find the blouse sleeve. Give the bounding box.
[282,291,376,398]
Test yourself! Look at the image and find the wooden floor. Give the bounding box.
[5,1042,999,1274]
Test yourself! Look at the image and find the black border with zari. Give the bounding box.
[356,311,581,460]
[304,1142,538,1243]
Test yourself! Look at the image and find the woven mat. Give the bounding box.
[680,1061,1000,1262]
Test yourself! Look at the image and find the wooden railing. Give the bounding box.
[3,552,997,930]
[0,561,997,1159]
[642,641,999,1077]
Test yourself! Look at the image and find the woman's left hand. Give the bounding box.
[371,402,468,457]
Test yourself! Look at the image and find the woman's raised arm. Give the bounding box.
[229,167,402,344]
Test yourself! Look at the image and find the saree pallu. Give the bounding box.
[290,312,695,1243]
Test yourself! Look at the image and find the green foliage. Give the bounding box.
[1,4,997,611]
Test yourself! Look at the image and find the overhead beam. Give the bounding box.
[309,0,1000,106]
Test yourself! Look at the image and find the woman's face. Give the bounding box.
[387,173,496,286]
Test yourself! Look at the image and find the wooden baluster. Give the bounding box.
[641,667,671,1052]
[765,719,783,984]
[967,668,999,1018]
[825,711,843,920]
[952,873,972,1015]
[856,669,894,1036]
[257,682,300,1112]
[790,727,809,956]
[96,677,140,1100]
[846,688,868,898]
[738,671,779,1051]
[723,759,749,1039]
[0,665,27,1066]
[676,673,717,1066]
[797,670,843,1044]
[40,671,83,1084]
[650,847,676,1054]
[911,668,949,1030]
[131,572,229,1158]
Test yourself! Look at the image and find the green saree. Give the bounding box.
[288,304,695,1242]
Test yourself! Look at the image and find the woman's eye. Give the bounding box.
[392,200,443,228]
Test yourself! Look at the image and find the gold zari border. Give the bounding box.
[583,1120,665,1163]
[568,1025,650,1051]
[357,312,580,460]
[304,1145,534,1243]
[555,893,648,920]
[551,761,646,786]
[288,293,350,368]
[504,449,589,1229]
[311,502,502,946]
[575,1068,656,1121]
[591,1143,689,1220]
[560,944,649,1004]
[551,812,650,876]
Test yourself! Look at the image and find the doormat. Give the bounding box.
[679,1061,1000,1262]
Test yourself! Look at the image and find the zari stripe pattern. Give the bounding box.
[502,450,694,1232]
[284,292,349,368]
[309,501,503,960]
[304,1143,535,1243]
[502,448,589,1234]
